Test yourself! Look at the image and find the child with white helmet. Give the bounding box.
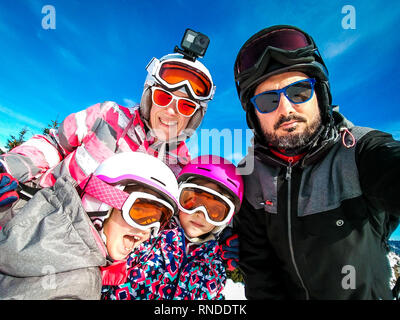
[0,152,179,299]
[80,152,179,260]
[101,155,244,300]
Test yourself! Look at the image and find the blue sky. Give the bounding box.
[0,0,399,239]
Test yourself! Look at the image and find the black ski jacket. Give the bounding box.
[234,112,400,299]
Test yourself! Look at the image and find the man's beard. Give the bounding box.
[261,113,322,151]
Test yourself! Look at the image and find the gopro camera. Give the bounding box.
[174,28,210,61]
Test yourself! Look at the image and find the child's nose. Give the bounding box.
[194,210,207,220]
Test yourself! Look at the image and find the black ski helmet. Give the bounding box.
[234,25,332,137]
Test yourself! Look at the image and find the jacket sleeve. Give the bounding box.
[234,198,288,299]
[356,130,400,212]
[0,176,106,278]
[0,103,109,184]
[0,267,102,300]
[0,176,106,299]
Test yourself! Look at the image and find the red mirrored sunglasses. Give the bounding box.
[151,87,200,117]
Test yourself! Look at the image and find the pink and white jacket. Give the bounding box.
[0,101,191,187]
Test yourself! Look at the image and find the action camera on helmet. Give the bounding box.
[174,28,210,61]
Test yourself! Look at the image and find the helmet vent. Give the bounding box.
[151,177,166,187]
[227,178,237,188]
[197,167,211,172]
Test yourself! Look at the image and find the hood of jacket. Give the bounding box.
[0,175,107,278]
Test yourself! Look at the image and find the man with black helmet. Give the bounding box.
[234,25,400,300]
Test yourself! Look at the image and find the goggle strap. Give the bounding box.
[83,175,129,210]
[145,57,158,76]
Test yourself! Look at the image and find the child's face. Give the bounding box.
[178,180,226,239]
[103,208,151,261]
[178,210,215,239]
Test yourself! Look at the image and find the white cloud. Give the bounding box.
[123,98,137,108]
[55,46,86,71]
[0,122,36,150]
[0,104,46,129]
[323,35,360,60]
[0,17,16,39]
[0,102,47,149]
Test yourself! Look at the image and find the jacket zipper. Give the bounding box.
[286,159,310,300]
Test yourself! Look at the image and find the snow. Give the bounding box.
[222,279,246,300]
[388,251,400,289]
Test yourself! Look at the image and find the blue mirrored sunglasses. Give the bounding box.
[250,78,316,114]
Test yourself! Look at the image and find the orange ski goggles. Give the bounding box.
[146,57,214,101]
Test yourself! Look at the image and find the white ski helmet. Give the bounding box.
[139,53,216,141]
[81,152,179,234]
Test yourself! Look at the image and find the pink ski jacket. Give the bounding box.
[0,101,190,187]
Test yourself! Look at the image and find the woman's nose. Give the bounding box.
[166,99,178,115]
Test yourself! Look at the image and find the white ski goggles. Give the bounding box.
[146,57,215,101]
[83,175,174,235]
[177,183,235,226]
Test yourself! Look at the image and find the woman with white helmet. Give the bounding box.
[140,52,215,146]
[0,31,215,201]
[0,152,179,299]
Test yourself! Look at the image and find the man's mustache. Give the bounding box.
[274,114,307,130]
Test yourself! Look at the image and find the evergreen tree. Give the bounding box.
[5,128,28,151]
[226,267,245,283]
[43,118,60,135]
[1,118,59,154]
